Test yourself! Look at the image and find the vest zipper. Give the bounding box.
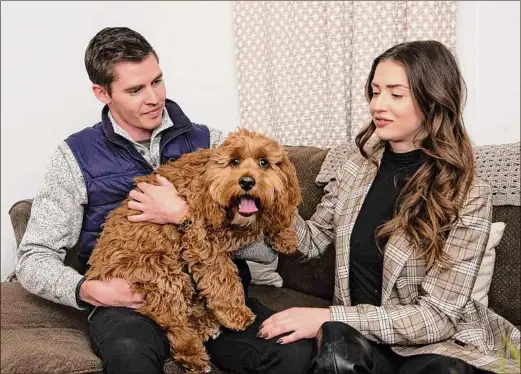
[159,126,192,155]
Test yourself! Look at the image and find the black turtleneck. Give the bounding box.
[349,146,423,306]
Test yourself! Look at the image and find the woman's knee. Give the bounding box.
[310,321,375,374]
[259,338,315,374]
[399,355,481,374]
[422,356,481,374]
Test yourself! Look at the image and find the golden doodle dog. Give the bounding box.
[85,129,301,373]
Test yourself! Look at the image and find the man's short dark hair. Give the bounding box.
[84,27,159,95]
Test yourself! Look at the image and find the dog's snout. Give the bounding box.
[239,176,256,191]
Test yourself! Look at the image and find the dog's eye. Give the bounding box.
[258,158,269,168]
[231,157,240,166]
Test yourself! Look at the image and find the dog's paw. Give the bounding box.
[184,365,211,374]
[274,242,297,255]
[211,327,221,340]
[176,351,210,374]
[268,229,298,255]
[272,238,298,255]
[171,335,210,374]
[216,306,256,331]
[197,323,221,342]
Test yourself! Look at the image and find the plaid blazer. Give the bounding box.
[294,147,520,373]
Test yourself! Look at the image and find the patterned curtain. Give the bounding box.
[233,1,457,147]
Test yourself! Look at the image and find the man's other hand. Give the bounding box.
[127,174,189,224]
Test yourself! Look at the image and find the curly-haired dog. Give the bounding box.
[85,129,301,373]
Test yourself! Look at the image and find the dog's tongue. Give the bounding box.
[239,196,258,214]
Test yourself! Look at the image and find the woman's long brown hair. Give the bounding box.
[355,40,475,268]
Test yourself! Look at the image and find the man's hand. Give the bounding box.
[127,174,189,225]
[257,307,330,344]
[79,278,144,308]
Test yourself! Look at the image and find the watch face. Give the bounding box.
[180,218,193,233]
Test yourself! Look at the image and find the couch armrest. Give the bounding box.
[8,199,33,247]
[9,198,82,273]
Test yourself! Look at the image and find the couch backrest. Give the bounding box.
[278,147,335,301]
[277,146,335,300]
[9,143,520,326]
[490,206,520,326]
[283,143,520,327]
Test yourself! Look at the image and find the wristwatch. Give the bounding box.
[178,217,193,233]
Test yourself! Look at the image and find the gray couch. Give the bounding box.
[1,143,519,374]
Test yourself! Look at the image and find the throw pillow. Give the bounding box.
[472,221,506,307]
[247,256,283,287]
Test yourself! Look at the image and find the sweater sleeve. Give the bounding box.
[16,142,89,310]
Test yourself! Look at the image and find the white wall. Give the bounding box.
[1,1,520,280]
[1,1,240,280]
[456,1,520,146]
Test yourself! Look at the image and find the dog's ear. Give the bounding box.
[195,178,227,230]
[175,152,227,229]
[279,150,302,208]
[200,195,226,229]
[271,151,302,228]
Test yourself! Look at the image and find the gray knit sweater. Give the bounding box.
[15,110,276,310]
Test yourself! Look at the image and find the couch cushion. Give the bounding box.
[489,206,521,326]
[1,282,102,374]
[279,146,335,301]
[1,328,102,374]
[1,281,88,331]
[249,284,332,312]
[472,222,506,307]
[0,282,223,374]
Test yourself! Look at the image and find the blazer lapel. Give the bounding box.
[336,143,383,306]
[380,232,415,304]
[337,141,416,306]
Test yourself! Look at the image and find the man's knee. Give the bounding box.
[103,336,165,374]
[88,307,168,374]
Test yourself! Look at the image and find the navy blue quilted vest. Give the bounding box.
[66,99,210,274]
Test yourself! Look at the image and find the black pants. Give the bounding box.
[88,259,258,373]
[89,305,169,374]
[88,298,314,374]
[88,307,493,374]
[365,340,492,374]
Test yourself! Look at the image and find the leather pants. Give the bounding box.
[309,321,374,374]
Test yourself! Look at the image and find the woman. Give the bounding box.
[257,40,520,373]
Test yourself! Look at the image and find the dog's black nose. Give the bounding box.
[239,176,256,191]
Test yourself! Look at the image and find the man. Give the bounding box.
[16,27,313,374]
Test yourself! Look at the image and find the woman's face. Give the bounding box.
[369,59,423,153]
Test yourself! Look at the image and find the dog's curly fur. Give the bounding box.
[85,129,301,373]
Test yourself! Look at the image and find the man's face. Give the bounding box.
[94,54,166,140]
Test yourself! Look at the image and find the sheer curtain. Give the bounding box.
[233,1,457,147]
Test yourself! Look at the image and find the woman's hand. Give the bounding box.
[258,307,330,344]
[127,174,189,225]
